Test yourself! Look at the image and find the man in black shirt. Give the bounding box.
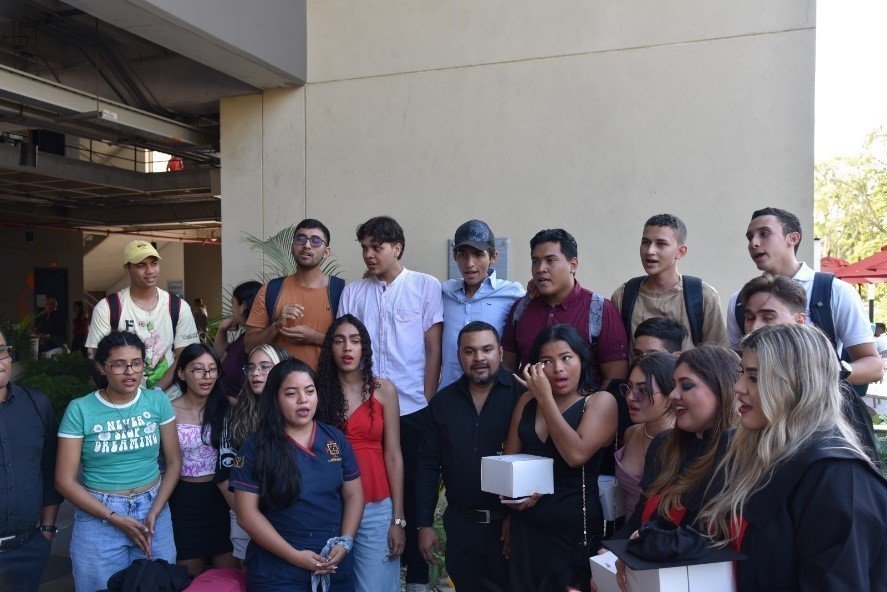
[0,328,63,592]
[416,321,524,591]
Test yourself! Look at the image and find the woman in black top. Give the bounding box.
[699,324,886,591]
[504,324,618,592]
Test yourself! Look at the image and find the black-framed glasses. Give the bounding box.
[243,362,274,375]
[105,360,146,375]
[189,368,219,379]
[618,383,659,401]
[294,234,326,248]
[0,345,13,360]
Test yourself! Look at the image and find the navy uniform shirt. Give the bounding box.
[229,421,360,536]
[415,368,525,527]
[0,384,63,535]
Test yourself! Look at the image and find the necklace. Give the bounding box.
[643,424,654,440]
[102,388,138,434]
[132,290,159,313]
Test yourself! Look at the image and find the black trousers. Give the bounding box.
[442,510,508,592]
[401,408,429,584]
[0,531,52,592]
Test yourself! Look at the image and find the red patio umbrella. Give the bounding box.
[820,256,849,274]
[835,246,887,284]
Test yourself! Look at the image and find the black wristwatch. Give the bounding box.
[39,524,59,535]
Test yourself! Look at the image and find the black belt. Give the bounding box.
[0,527,36,553]
[448,504,507,525]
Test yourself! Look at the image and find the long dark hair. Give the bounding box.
[232,281,262,322]
[315,314,375,429]
[630,352,677,403]
[174,343,229,448]
[648,345,739,519]
[528,323,599,394]
[252,358,316,510]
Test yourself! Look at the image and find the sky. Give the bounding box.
[815,0,887,161]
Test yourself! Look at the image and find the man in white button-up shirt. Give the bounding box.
[337,215,443,592]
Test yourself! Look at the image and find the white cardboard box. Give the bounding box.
[480,454,554,498]
[624,560,736,592]
[589,551,621,592]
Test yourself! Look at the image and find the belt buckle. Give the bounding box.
[0,533,18,551]
[477,509,491,524]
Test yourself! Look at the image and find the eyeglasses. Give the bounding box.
[0,345,12,360]
[105,360,146,375]
[243,362,274,375]
[294,234,326,248]
[189,368,219,379]
[618,383,659,401]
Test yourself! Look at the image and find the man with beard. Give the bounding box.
[245,218,344,369]
[416,321,524,592]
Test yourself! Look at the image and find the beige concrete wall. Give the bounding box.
[221,89,306,291]
[184,244,223,317]
[221,0,815,303]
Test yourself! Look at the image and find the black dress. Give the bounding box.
[509,397,605,592]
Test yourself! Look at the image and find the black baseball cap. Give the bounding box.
[454,220,495,251]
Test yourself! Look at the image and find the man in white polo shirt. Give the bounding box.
[86,240,199,393]
[338,215,443,592]
[728,208,882,386]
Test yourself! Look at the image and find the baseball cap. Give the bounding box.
[454,220,495,251]
[123,240,162,265]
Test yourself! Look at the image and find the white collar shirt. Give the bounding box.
[338,268,444,415]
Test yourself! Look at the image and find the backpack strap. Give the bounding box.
[328,276,346,317]
[264,277,285,325]
[106,292,122,331]
[588,292,605,346]
[511,295,532,326]
[682,275,704,346]
[808,272,837,349]
[619,277,645,339]
[168,293,181,341]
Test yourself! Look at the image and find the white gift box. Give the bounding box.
[480,454,554,498]
[623,560,736,592]
[589,551,621,592]
[602,539,743,592]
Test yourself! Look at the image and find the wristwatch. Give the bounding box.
[391,518,407,528]
[39,524,59,536]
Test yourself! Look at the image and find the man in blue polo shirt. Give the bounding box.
[441,220,525,388]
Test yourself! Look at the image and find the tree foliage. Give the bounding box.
[814,127,887,319]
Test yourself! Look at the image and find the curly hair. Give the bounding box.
[315,314,376,429]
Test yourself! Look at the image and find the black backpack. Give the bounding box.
[100,558,191,592]
[619,275,705,345]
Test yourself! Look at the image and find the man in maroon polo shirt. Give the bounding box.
[502,228,629,386]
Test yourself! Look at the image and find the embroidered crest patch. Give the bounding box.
[326,440,342,461]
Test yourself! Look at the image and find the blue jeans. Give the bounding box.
[353,497,400,592]
[71,481,176,592]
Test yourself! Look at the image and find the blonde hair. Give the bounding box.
[228,344,291,447]
[699,323,868,545]
[648,345,740,519]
